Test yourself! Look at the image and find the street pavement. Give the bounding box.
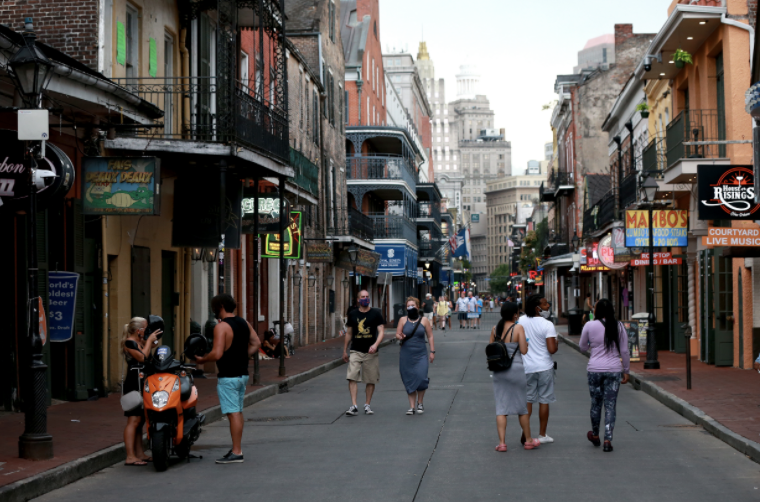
[36,325,760,502]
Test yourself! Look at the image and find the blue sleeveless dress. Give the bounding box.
[399,318,430,394]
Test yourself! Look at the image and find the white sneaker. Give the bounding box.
[406,408,414,415]
[364,404,374,415]
[538,434,554,444]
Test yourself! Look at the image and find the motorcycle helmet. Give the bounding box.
[184,333,210,359]
[144,315,165,341]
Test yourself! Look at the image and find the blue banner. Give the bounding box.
[376,244,407,276]
[453,229,470,259]
[407,247,418,278]
[48,272,79,342]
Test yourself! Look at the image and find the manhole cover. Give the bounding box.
[643,376,681,382]
[659,424,702,429]
[247,416,308,422]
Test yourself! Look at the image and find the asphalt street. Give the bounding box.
[36,326,760,502]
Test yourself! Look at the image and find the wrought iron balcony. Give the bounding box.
[369,213,417,242]
[642,137,667,175]
[417,201,441,220]
[619,172,638,210]
[596,191,616,228]
[112,77,289,162]
[666,109,726,168]
[346,155,417,189]
[328,206,374,242]
[583,207,598,236]
[289,148,319,196]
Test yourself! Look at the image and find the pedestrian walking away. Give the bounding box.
[476,295,484,329]
[423,293,435,328]
[455,292,469,329]
[489,297,495,312]
[396,297,436,415]
[467,292,477,329]
[519,294,558,444]
[343,290,386,416]
[580,298,630,452]
[195,294,261,464]
[436,296,449,331]
[489,302,539,451]
[121,317,160,466]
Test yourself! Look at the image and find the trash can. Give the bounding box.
[567,307,583,336]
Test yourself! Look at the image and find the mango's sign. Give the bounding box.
[625,210,688,247]
[82,157,160,215]
[702,225,760,247]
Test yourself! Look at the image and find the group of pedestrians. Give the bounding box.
[489,294,630,453]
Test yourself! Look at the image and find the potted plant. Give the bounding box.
[673,48,693,69]
[636,103,650,119]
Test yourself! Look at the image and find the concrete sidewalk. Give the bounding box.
[557,324,760,463]
[0,335,355,501]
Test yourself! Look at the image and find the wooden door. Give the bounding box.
[713,253,733,366]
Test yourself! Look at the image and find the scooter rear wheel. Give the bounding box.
[152,429,170,472]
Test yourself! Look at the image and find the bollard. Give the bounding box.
[681,323,692,390]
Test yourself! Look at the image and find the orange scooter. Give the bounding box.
[141,334,208,471]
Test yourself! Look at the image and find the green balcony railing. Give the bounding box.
[289,147,319,196]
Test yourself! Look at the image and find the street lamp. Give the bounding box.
[190,247,203,261]
[569,231,582,335]
[11,18,54,460]
[202,247,219,263]
[294,270,302,288]
[8,18,54,108]
[640,174,660,370]
[307,274,317,288]
[348,246,359,305]
[326,275,334,288]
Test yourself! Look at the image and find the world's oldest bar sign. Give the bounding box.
[698,165,760,220]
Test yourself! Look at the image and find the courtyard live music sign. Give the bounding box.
[625,210,688,247]
[697,165,760,220]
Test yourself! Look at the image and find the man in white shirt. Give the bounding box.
[466,292,477,329]
[454,292,470,329]
[519,294,558,444]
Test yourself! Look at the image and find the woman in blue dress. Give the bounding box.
[395,296,436,415]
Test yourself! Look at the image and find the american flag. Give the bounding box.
[449,235,458,253]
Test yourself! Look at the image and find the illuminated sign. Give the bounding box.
[242,194,290,234]
[581,265,610,273]
[598,234,627,270]
[262,211,302,260]
[625,210,688,247]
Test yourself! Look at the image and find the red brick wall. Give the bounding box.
[352,0,385,125]
[0,1,100,70]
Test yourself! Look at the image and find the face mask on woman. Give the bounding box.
[407,306,420,320]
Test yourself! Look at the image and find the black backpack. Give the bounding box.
[485,324,520,372]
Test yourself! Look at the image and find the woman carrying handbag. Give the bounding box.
[121,317,161,466]
[489,302,538,451]
[396,297,435,415]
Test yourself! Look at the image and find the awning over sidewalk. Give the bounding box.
[541,252,573,268]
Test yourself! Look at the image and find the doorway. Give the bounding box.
[131,246,151,319]
[161,251,176,351]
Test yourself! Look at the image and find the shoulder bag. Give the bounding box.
[400,319,422,346]
[485,324,520,372]
[120,343,143,413]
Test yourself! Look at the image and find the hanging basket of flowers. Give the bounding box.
[673,49,693,69]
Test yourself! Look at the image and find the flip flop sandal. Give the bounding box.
[141,457,153,462]
[495,444,507,452]
[523,439,540,450]
[125,461,148,466]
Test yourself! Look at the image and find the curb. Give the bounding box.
[558,334,760,464]
[0,342,385,502]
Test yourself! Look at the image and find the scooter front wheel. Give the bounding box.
[151,428,170,472]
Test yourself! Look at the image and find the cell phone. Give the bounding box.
[553,361,558,371]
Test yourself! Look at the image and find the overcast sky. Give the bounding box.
[378,0,670,174]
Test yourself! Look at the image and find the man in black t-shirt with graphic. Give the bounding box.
[343,289,385,416]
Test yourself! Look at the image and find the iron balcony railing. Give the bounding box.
[346,154,417,189]
[620,172,638,209]
[369,213,417,242]
[289,148,319,196]
[583,206,598,236]
[642,137,668,175]
[596,191,616,228]
[113,76,289,162]
[328,206,374,241]
[417,201,441,220]
[666,109,725,168]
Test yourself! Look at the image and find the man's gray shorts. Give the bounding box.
[526,369,556,404]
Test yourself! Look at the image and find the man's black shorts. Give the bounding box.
[458,312,468,321]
